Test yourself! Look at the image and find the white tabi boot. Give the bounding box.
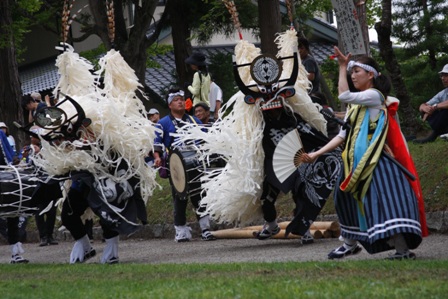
[174,225,192,242]
[10,242,29,264]
[70,234,96,264]
[199,215,216,241]
[101,235,119,264]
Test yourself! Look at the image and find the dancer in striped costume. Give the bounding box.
[301,47,428,260]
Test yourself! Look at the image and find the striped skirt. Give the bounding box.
[334,155,422,254]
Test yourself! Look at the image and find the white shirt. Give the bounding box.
[208,82,223,112]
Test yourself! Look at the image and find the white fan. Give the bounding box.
[273,129,304,183]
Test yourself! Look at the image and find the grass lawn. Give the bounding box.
[1,260,447,299]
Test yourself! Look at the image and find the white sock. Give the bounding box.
[343,238,357,249]
[199,215,211,231]
[11,242,24,256]
[267,220,278,231]
[392,234,408,254]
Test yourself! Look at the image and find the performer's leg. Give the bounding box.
[100,222,119,264]
[172,185,191,242]
[8,217,29,264]
[35,210,48,246]
[255,181,281,240]
[328,238,362,259]
[62,184,95,264]
[45,205,58,245]
[385,233,416,260]
[191,192,216,241]
[61,187,89,240]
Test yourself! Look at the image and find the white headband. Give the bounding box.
[347,61,379,78]
[167,90,185,104]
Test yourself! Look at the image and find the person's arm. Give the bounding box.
[187,72,201,98]
[333,46,351,96]
[28,110,34,124]
[436,100,448,110]
[214,100,221,119]
[44,95,52,107]
[301,136,345,164]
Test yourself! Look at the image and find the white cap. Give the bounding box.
[439,64,448,74]
[148,108,159,115]
[0,122,6,128]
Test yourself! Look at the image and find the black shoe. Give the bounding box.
[301,234,314,245]
[254,225,281,240]
[105,257,119,264]
[39,237,48,247]
[201,230,217,241]
[386,251,416,260]
[413,132,438,144]
[74,248,96,263]
[328,243,362,259]
[10,254,29,264]
[47,237,58,245]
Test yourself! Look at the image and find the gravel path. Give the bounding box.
[1,233,447,264]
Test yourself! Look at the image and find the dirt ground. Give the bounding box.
[1,233,447,264]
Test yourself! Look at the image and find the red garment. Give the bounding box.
[386,102,428,237]
[185,98,193,112]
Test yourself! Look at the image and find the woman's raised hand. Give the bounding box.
[333,46,351,67]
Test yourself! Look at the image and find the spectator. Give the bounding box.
[0,129,28,263]
[0,122,17,156]
[185,52,211,107]
[30,92,42,103]
[147,108,160,123]
[21,95,47,124]
[194,102,211,125]
[298,36,320,94]
[413,64,448,143]
[209,80,222,121]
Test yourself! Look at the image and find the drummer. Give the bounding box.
[153,87,216,242]
[0,129,29,263]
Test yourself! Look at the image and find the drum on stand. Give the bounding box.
[168,148,203,198]
[0,165,39,217]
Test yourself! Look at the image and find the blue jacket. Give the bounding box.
[154,113,202,154]
[0,130,16,165]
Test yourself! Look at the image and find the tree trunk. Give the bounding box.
[258,0,281,56]
[0,0,25,148]
[375,0,419,137]
[166,0,193,89]
[89,0,158,92]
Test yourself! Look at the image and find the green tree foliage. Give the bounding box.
[1,0,42,61]
[392,0,448,68]
[391,0,448,108]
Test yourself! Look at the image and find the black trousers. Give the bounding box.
[33,182,63,239]
[61,186,118,241]
[260,180,281,223]
[7,217,20,245]
[428,109,448,135]
[171,184,206,226]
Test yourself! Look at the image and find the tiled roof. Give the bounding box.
[20,42,334,99]
[19,59,60,95]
